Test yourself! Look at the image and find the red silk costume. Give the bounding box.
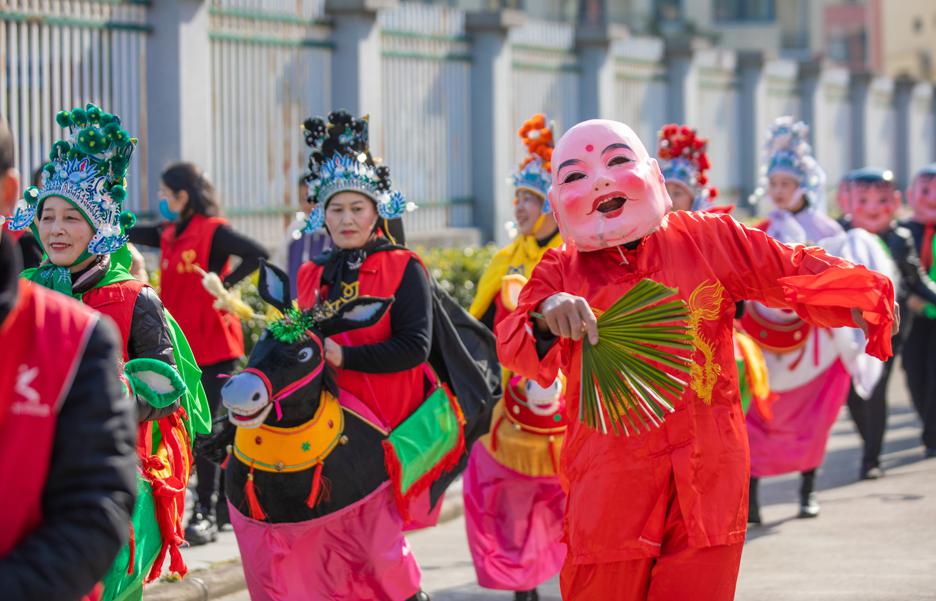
[496,210,895,600]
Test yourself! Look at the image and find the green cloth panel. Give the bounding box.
[163,309,211,438]
[387,387,460,495]
[100,478,158,601]
[737,357,752,414]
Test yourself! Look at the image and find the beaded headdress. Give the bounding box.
[9,103,137,255]
[300,110,411,232]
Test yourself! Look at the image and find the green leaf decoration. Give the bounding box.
[579,278,695,435]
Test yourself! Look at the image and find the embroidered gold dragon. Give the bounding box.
[687,280,724,404]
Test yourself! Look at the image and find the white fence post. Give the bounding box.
[466,9,525,245]
[849,71,872,170]
[145,0,213,212]
[736,50,765,209]
[326,0,395,158]
[575,23,627,121]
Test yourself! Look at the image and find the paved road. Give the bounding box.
[209,367,936,601]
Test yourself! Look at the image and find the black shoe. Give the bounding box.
[860,465,884,480]
[185,511,218,546]
[748,504,762,525]
[515,590,539,601]
[406,592,430,601]
[747,477,761,524]
[798,492,820,518]
[925,448,936,459]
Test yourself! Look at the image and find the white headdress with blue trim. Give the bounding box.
[753,116,827,213]
[300,110,413,233]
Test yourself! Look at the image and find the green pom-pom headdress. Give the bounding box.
[268,305,338,344]
[9,103,137,255]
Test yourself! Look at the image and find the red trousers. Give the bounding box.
[560,482,744,601]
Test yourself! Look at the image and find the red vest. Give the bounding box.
[159,215,244,366]
[82,279,145,362]
[297,249,427,429]
[0,281,98,558]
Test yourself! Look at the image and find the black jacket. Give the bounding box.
[0,236,137,601]
[71,257,180,422]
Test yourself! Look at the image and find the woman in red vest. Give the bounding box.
[0,113,137,601]
[293,110,432,601]
[129,162,268,545]
[8,104,212,598]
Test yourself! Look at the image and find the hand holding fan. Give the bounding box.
[579,279,694,435]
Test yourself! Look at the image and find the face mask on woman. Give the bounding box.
[159,198,179,221]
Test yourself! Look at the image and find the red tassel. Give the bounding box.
[306,462,332,509]
[548,437,560,475]
[126,522,136,575]
[221,453,230,470]
[245,463,267,520]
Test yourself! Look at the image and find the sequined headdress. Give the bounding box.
[300,110,412,232]
[9,103,137,255]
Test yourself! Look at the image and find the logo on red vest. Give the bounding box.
[11,364,51,418]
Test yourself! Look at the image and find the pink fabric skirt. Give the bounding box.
[228,483,421,601]
[747,359,851,478]
[462,444,567,591]
[403,488,444,532]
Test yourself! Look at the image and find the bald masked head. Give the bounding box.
[547,119,671,251]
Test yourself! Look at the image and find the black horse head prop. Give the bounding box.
[221,260,392,429]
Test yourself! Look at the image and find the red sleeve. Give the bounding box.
[494,248,572,387]
[296,262,321,310]
[699,213,895,360]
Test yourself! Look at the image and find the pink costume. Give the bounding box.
[463,114,567,592]
[229,483,420,601]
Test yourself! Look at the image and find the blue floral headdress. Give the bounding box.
[512,114,554,212]
[300,110,412,233]
[9,103,137,255]
[753,116,827,213]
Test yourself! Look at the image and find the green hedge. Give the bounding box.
[416,243,498,310]
[156,244,499,362]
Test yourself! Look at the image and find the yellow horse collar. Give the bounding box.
[234,391,345,473]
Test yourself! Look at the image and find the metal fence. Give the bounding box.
[3,1,936,248]
[379,2,473,234]
[0,0,148,210]
[510,19,579,157]
[207,0,330,244]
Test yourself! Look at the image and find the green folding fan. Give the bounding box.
[579,279,695,435]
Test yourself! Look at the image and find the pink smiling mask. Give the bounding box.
[843,182,900,234]
[548,119,672,251]
[908,170,936,225]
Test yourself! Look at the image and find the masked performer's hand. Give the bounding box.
[536,292,599,345]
